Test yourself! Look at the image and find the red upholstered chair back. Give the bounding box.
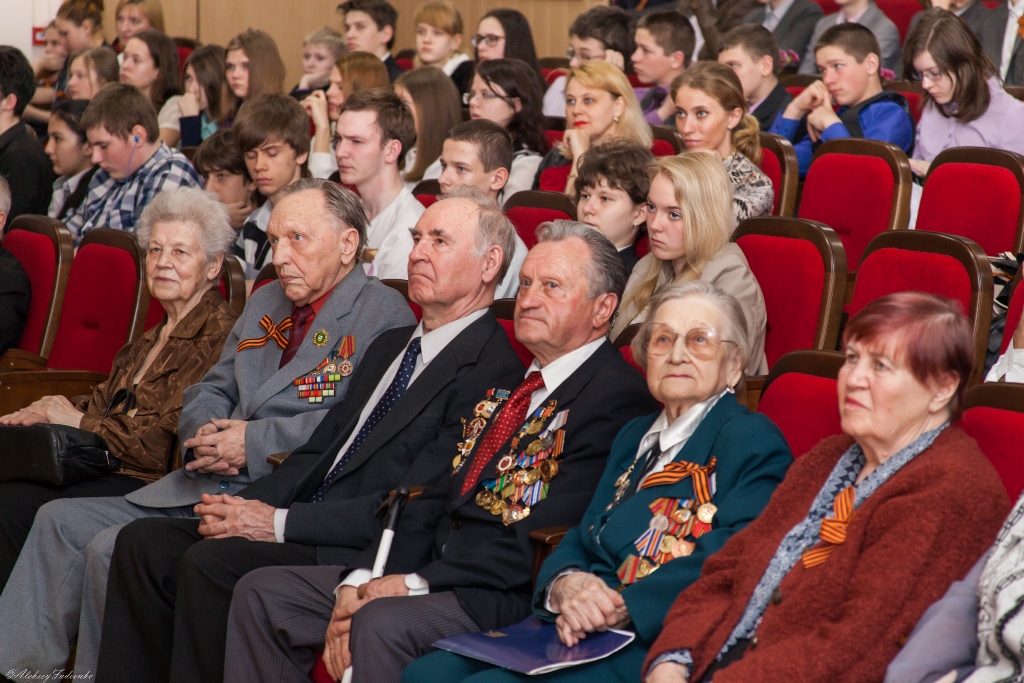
[545,129,564,148]
[1002,271,1024,355]
[876,0,922,40]
[812,0,841,14]
[960,384,1024,499]
[650,125,684,156]
[635,234,650,259]
[849,231,992,381]
[538,164,572,193]
[498,318,533,366]
[651,139,675,157]
[410,179,442,210]
[627,73,644,88]
[785,86,806,99]
[734,217,847,368]
[416,194,439,209]
[396,57,413,71]
[916,148,1024,255]
[47,229,146,373]
[503,191,577,249]
[756,350,845,457]
[759,133,799,217]
[619,344,644,375]
[381,279,422,321]
[3,215,73,357]
[252,261,279,294]
[798,139,912,268]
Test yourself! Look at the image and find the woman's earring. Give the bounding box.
[614,116,620,122]
[725,384,736,394]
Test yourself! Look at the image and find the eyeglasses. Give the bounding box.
[462,89,512,105]
[913,68,946,84]
[471,33,504,48]
[646,324,736,360]
[566,47,599,62]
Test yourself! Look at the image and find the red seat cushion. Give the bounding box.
[799,153,896,268]
[415,194,438,209]
[396,58,414,71]
[506,206,572,249]
[849,247,972,318]
[47,243,140,373]
[537,165,572,194]
[650,139,675,157]
[759,148,783,216]
[627,74,644,88]
[498,318,533,366]
[176,46,193,77]
[3,229,56,354]
[785,86,806,99]
[812,0,840,13]
[917,163,1021,255]
[961,406,1024,499]
[310,658,332,683]
[543,68,567,87]
[876,0,922,41]
[758,373,842,457]
[1003,281,1024,354]
[737,234,825,367]
[895,91,924,122]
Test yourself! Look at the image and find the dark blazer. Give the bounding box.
[0,123,54,222]
[449,60,474,96]
[237,311,524,566]
[350,340,659,630]
[907,1,988,47]
[752,81,794,132]
[383,54,405,82]
[742,0,825,56]
[981,5,1024,86]
[0,246,29,354]
[619,244,640,275]
[533,397,792,646]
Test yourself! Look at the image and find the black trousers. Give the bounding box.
[95,516,317,683]
[0,474,145,590]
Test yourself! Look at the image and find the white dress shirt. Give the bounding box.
[274,308,489,542]
[986,340,1024,383]
[1001,0,1024,81]
[764,0,798,31]
[364,187,425,280]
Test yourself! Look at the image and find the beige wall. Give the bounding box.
[120,0,599,88]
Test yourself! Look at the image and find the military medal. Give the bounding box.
[451,389,511,475]
[464,417,487,440]
[697,503,717,524]
[312,330,328,347]
[293,336,357,402]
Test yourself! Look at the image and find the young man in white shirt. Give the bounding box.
[338,0,404,82]
[335,88,421,281]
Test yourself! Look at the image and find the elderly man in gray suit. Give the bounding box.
[0,178,414,678]
[798,0,901,73]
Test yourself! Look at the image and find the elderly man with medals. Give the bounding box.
[403,281,793,683]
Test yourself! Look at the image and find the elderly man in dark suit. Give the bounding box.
[742,0,824,58]
[94,186,528,683]
[0,178,413,679]
[219,220,659,683]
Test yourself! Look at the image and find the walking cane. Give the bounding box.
[340,487,411,683]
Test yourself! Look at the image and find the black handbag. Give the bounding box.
[0,388,136,486]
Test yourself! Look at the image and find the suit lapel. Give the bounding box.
[250,290,293,403]
[655,393,744,488]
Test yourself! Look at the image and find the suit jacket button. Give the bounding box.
[451,519,462,530]
[771,588,782,605]
[219,481,229,490]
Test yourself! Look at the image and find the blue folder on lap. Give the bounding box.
[433,616,635,675]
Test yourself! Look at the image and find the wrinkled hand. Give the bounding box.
[184,419,247,474]
[0,395,84,428]
[178,91,201,118]
[550,572,628,647]
[324,585,370,680]
[356,574,410,600]
[302,90,331,134]
[563,128,591,162]
[195,494,275,540]
[908,158,931,178]
[805,102,841,142]
[647,662,690,683]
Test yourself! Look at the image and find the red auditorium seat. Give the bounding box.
[883,81,925,122]
[811,0,840,14]
[916,147,1024,256]
[734,217,847,368]
[381,279,423,321]
[396,58,413,71]
[252,262,278,293]
[850,230,992,382]
[613,323,644,374]
[651,125,684,155]
[758,133,799,217]
[627,73,644,88]
[1002,270,1024,357]
[875,0,922,41]
[798,138,912,279]
[0,215,73,367]
[411,179,442,209]
[503,191,577,249]
[144,258,247,330]
[960,383,1024,500]
[635,233,650,259]
[491,298,533,366]
[756,350,845,457]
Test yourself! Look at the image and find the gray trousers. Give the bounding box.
[225,565,478,683]
[0,495,193,677]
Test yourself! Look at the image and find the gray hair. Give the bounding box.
[0,176,10,218]
[282,178,368,255]
[630,280,751,372]
[442,185,517,283]
[137,187,235,266]
[535,220,627,301]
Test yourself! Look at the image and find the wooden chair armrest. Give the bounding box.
[744,375,766,412]
[0,348,47,371]
[0,370,109,416]
[267,452,290,468]
[529,526,573,546]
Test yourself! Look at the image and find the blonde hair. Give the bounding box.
[620,153,734,322]
[413,1,465,67]
[565,61,652,149]
[671,61,761,165]
[304,26,347,60]
[115,0,165,33]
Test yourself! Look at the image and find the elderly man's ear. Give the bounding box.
[339,228,361,264]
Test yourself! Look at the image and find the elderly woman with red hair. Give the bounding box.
[644,292,1010,683]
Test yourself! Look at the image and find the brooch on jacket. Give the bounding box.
[474,404,569,526]
[452,388,512,472]
[292,335,355,403]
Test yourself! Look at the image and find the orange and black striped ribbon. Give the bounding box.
[1018,15,1024,40]
[639,457,717,505]
[801,486,855,569]
[237,315,293,352]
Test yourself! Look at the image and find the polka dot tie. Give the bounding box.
[460,371,546,496]
[311,337,422,503]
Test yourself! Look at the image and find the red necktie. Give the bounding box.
[279,304,314,368]
[460,371,546,495]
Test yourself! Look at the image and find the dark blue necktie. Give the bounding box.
[311,337,422,502]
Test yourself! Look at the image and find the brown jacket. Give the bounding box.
[644,427,1010,683]
[76,288,237,483]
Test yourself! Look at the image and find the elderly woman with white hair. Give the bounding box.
[402,280,792,683]
[0,186,239,588]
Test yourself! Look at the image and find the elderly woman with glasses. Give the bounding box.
[400,280,792,683]
[644,292,1009,683]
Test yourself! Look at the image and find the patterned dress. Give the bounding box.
[723,152,774,225]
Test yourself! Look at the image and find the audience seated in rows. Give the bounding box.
[469,59,550,202]
[0,47,55,222]
[340,0,404,82]
[407,280,793,683]
[575,139,654,273]
[771,23,914,177]
[289,26,347,99]
[614,153,767,375]
[473,8,543,83]
[192,128,256,233]
[178,44,228,147]
[45,98,97,224]
[26,20,68,125]
[111,0,163,55]
[395,66,462,190]
[120,29,182,146]
[634,11,696,126]
[223,29,287,126]
[535,61,653,195]
[673,61,775,224]
[717,24,794,132]
[741,0,823,58]
[53,0,108,101]
[67,83,201,240]
[0,178,413,678]
[412,2,474,95]
[0,177,30,355]
[799,0,901,74]
[0,187,238,589]
[65,46,118,100]
[645,292,1008,683]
